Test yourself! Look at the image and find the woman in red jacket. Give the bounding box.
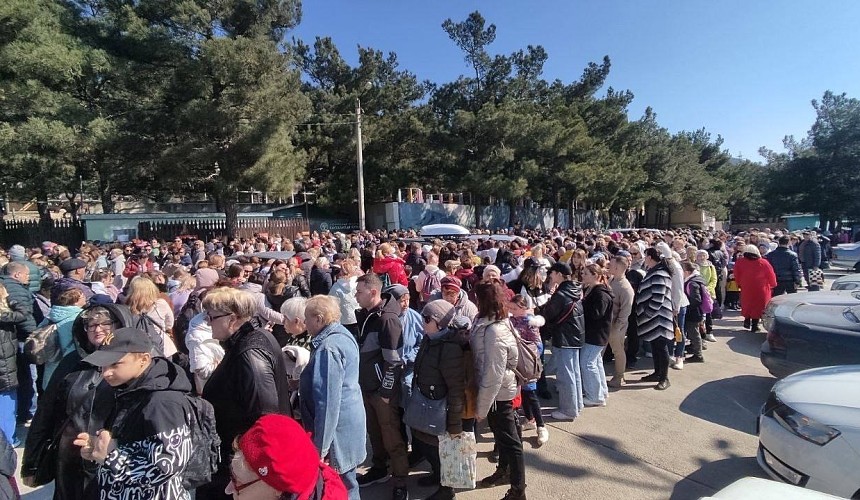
[372,243,409,286]
[733,245,777,333]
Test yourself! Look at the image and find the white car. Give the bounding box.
[702,477,842,499]
[831,242,860,272]
[831,273,860,291]
[757,365,860,498]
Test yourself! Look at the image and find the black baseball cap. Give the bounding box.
[82,327,154,367]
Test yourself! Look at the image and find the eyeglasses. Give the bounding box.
[206,311,232,322]
[86,321,113,330]
[230,471,263,493]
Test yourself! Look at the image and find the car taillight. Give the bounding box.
[767,329,786,351]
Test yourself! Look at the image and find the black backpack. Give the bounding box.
[173,291,204,355]
[181,395,221,490]
[133,313,165,356]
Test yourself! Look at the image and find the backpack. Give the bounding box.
[506,320,543,384]
[378,272,392,290]
[460,273,477,302]
[699,283,714,314]
[420,270,442,304]
[181,394,221,490]
[173,291,204,355]
[24,323,60,365]
[133,313,166,356]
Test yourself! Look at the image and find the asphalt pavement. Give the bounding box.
[14,306,808,500]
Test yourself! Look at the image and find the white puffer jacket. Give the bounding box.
[470,317,519,419]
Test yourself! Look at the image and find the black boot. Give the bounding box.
[751,319,760,333]
[480,467,510,488]
[427,486,455,500]
[743,317,751,330]
[502,486,527,500]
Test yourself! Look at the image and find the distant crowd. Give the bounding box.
[0,224,848,500]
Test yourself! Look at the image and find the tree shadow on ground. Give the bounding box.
[679,375,775,435]
[670,456,766,500]
[726,332,768,358]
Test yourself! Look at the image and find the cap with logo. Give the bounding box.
[82,327,154,367]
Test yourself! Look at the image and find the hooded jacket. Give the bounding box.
[23,305,119,499]
[98,358,193,500]
[355,294,403,399]
[412,327,466,441]
[0,304,25,392]
[540,280,585,348]
[40,304,83,390]
[0,274,36,340]
[684,273,708,324]
[470,317,518,419]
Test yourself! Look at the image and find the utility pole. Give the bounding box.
[356,98,366,231]
[79,174,84,215]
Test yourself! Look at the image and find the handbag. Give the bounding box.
[30,418,67,486]
[439,431,477,489]
[403,388,448,436]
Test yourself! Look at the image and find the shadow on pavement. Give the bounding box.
[679,375,774,435]
[725,332,766,358]
[669,456,766,500]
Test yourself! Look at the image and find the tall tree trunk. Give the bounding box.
[98,172,115,213]
[507,198,517,229]
[66,194,79,224]
[216,189,239,238]
[474,195,482,229]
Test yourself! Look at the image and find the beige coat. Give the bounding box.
[609,276,634,339]
[470,317,519,418]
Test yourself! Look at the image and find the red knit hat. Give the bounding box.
[239,414,321,497]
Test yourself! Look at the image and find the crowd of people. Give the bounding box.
[0,223,838,499]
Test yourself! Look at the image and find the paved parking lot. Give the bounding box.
[17,309,780,500]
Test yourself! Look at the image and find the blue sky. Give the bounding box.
[291,1,860,161]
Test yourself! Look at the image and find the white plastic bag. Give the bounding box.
[439,431,477,489]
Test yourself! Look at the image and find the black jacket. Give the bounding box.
[309,267,333,296]
[100,358,193,499]
[355,295,404,398]
[0,275,36,341]
[202,322,290,479]
[766,247,802,284]
[684,275,707,324]
[540,280,585,348]
[412,328,465,440]
[0,304,24,392]
[582,284,614,347]
[23,316,115,500]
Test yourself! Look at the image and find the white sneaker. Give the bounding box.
[537,426,549,446]
[705,333,717,342]
[672,358,684,370]
[522,420,537,431]
[583,399,607,407]
[551,410,576,421]
[669,357,677,368]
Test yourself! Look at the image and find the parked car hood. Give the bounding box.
[832,274,860,291]
[770,290,860,307]
[775,365,860,427]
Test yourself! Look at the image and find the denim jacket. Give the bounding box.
[300,322,367,473]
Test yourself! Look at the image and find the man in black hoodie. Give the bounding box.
[354,273,408,500]
[74,327,193,500]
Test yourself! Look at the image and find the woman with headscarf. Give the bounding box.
[635,248,675,390]
[733,245,777,333]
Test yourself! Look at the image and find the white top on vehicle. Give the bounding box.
[702,477,842,499]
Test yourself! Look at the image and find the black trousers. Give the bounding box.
[772,281,797,297]
[412,438,441,480]
[715,275,725,306]
[649,336,671,382]
[487,400,525,489]
[521,389,544,426]
[625,315,640,363]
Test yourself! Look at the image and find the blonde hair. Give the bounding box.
[0,284,9,313]
[305,295,341,326]
[208,254,225,268]
[340,258,359,278]
[126,277,160,315]
[376,243,393,259]
[202,287,258,320]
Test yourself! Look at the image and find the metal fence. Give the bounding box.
[0,218,85,250]
[137,217,309,242]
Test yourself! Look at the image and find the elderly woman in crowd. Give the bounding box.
[281,296,314,351]
[329,258,362,336]
[199,287,290,500]
[299,295,366,500]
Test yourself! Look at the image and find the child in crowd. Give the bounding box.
[508,295,549,446]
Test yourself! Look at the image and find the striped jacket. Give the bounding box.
[635,262,675,342]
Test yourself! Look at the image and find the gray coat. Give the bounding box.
[799,239,822,268]
[470,317,518,419]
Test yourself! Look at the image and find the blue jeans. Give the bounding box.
[673,307,688,358]
[340,468,359,500]
[555,347,583,417]
[580,343,608,403]
[0,389,17,445]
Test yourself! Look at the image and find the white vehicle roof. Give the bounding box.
[703,477,842,499]
[419,224,471,237]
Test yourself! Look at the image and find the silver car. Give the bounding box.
[757,365,860,498]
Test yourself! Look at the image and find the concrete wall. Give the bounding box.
[369,202,637,231]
